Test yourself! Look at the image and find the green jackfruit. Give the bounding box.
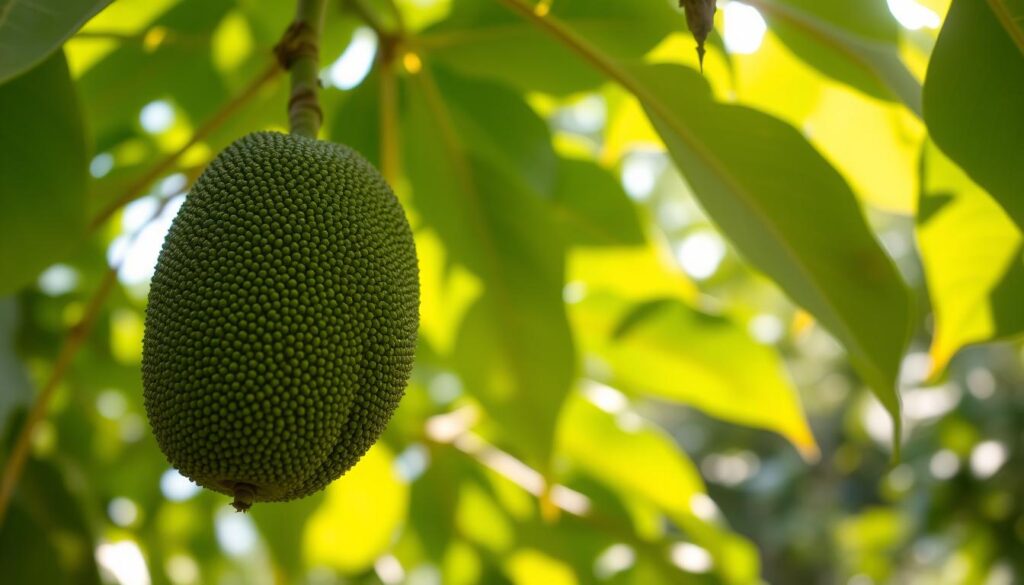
[142,131,419,510]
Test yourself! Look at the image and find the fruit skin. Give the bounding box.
[142,131,419,505]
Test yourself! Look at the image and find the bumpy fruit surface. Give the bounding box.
[142,131,418,509]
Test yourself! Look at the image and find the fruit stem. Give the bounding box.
[230,483,257,513]
[275,0,328,139]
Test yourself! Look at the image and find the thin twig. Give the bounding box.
[0,271,116,527]
[88,61,282,231]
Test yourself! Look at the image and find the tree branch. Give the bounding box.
[275,0,328,138]
[378,48,400,184]
[89,61,282,231]
[423,410,689,581]
[0,269,116,528]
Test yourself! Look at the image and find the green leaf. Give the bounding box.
[328,72,383,167]
[557,389,705,517]
[556,388,761,584]
[497,1,911,440]
[249,492,325,579]
[923,0,1024,230]
[504,549,578,585]
[774,0,898,41]
[2,459,102,585]
[444,191,573,469]
[567,243,698,304]
[404,65,575,469]
[303,445,408,574]
[409,448,466,562]
[988,0,1024,56]
[916,142,1024,375]
[0,0,112,83]
[551,157,646,247]
[0,51,88,295]
[747,0,921,114]
[434,67,557,196]
[624,63,910,440]
[420,0,679,95]
[0,505,66,583]
[571,294,818,457]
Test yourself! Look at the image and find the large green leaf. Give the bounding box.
[745,0,921,114]
[629,63,910,440]
[436,67,644,246]
[420,0,679,95]
[917,142,1024,375]
[433,67,558,196]
[0,51,88,295]
[403,65,575,469]
[571,294,817,457]
[0,0,112,83]
[498,1,911,441]
[923,0,1024,230]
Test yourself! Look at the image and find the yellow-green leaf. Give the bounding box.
[557,388,705,516]
[916,142,1024,375]
[924,0,1024,229]
[303,445,408,573]
[571,294,818,458]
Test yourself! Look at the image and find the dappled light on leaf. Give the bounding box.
[303,446,408,574]
[2,1,1023,583]
[570,294,818,458]
[916,143,1024,375]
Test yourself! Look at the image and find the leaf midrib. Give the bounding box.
[987,0,1024,56]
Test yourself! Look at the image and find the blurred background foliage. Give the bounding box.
[1,0,1023,584]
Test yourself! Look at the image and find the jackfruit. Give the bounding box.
[142,131,419,511]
